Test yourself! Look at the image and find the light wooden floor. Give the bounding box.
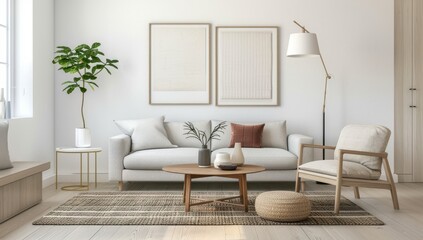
[1,181,423,240]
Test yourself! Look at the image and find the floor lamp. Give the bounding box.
[286,20,332,159]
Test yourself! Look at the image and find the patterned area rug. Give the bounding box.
[33,191,383,225]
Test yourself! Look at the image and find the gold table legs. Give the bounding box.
[55,152,98,191]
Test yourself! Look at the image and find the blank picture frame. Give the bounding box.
[149,23,210,105]
[216,26,278,106]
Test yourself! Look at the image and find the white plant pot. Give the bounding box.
[75,128,91,148]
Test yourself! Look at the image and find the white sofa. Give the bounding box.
[109,120,313,190]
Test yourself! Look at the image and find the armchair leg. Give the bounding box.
[390,186,400,210]
[295,172,301,192]
[301,181,306,192]
[118,181,124,191]
[353,187,360,199]
[382,157,400,210]
[334,183,342,214]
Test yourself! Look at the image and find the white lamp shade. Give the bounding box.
[286,33,321,57]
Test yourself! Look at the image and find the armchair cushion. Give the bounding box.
[299,160,381,180]
[334,125,390,171]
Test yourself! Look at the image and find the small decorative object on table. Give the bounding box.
[52,43,119,147]
[231,142,245,166]
[218,163,237,171]
[214,152,230,168]
[183,121,227,167]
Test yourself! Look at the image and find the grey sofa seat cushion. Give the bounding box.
[124,148,199,170]
[212,148,298,170]
[0,121,12,170]
[299,160,381,180]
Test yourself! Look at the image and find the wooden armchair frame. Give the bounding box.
[295,144,399,214]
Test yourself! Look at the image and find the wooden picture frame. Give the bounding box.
[149,23,211,105]
[216,26,279,106]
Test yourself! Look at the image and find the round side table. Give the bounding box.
[55,147,101,191]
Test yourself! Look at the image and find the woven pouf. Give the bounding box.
[255,191,311,222]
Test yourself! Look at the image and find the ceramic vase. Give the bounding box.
[198,145,211,167]
[75,128,91,148]
[214,152,231,168]
[231,142,245,166]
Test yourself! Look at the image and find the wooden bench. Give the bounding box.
[0,161,50,223]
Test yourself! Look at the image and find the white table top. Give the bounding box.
[56,147,102,153]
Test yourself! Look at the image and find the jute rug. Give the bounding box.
[33,191,383,225]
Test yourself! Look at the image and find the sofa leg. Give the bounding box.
[118,181,124,191]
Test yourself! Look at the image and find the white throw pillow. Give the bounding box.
[114,116,164,135]
[164,121,211,148]
[0,121,13,170]
[261,121,287,149]
[131,117,177,151]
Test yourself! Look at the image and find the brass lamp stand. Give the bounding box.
[287,20,332,159]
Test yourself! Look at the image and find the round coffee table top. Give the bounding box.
[162,164,265,176]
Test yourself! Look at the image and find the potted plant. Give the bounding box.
[183,121,227,167]
[53,42,118,147]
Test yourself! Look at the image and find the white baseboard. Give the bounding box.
[380,173,399,183]
[43,173,400,187]
[42,174,56,188]
[43,173,109,188]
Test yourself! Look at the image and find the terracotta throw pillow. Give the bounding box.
[229,123,265,148]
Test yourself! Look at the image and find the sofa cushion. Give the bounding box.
[299,160,381,180]
[0,121,13,170]
[114,116,165,136]
[211,120,287,151]
[131,117,177,151]
[211,148,297,170]
[230,123,265,148]
[124,148,199,170]
[164,121,211,148]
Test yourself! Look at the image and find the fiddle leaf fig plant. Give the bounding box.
[52,42,118,128]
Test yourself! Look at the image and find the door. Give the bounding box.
[413,0,423,182]
[395,0,414,182]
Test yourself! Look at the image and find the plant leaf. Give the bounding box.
[66,87,75,94]
[91,42,101,48]
[87,81,99,88]
[108,63,118,69]
[105,67,111,74]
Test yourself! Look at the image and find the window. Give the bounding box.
[0,0,33,119]
[0,0,10,118]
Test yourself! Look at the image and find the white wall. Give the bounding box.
[54,0,394,178]
[9,0,55,182]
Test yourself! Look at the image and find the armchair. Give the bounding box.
[295,125,399,214]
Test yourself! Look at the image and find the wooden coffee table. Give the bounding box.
[162,164,265,212]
